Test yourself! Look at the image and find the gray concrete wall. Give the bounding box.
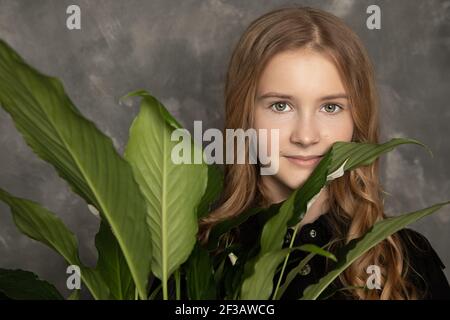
[0,0,449,298]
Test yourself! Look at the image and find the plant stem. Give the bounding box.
[175,269,181,300]
[272,224,301,300]
[163,281,168,300]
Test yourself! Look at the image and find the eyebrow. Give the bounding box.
[256,92,348,101]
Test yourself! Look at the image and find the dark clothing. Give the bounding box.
[237,211,450,300]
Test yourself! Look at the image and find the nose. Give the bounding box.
[290,113,320,147]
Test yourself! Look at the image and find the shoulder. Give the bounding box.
[396,228,450,299]
[397,228,445,268]
[398,228,445,269]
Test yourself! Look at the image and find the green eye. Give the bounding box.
[271,102,291,112]
[322,103,342,113]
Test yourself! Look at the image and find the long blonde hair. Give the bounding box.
[198,6,420,300]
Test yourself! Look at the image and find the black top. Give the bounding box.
[237,211,450,300]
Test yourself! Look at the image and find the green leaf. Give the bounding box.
[301,200,450,299]
[0,268,63,300]
[123,91,208,299]
[0,188,109,299]
[240,138,432,300]
[273,240,341,299]
[284,139,431,229]
[184,242,216,300]
[290,139,428,240]
[289,244,336,262]
[330,138,433,174]
[240,245,332,299]
[0,40,152,299]
[274,251,316,300]
[122,89,184,129]
[94,220,134,299]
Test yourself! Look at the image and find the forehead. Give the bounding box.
[256,49,346,97]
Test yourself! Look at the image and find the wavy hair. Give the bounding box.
[198,6,420,299]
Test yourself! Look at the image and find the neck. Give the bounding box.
[261,177,330,228]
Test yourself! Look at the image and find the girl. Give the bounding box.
[198,6,450,300]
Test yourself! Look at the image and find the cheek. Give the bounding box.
[254,112,290,158]
[254,110,274,155]
[322,115,354,142]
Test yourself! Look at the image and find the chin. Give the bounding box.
[279,167,309,182]
[280,176,306,191]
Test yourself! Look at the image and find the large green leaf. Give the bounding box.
[288,139,431,228]
[301,201,450,299]
[94,220,134,299]
[240,138,432,300]
[123,90,208,299]
[240,248,292,300]
[0,268,63,300]
[0,40,152,299]
[0,188,109,299]
[184,242,216,300]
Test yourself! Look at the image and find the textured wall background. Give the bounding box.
[0,0,449,298]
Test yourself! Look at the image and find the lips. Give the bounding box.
[287,155,323,160]
[285,155,323,167]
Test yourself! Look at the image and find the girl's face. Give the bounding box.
[253,48,354,203]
